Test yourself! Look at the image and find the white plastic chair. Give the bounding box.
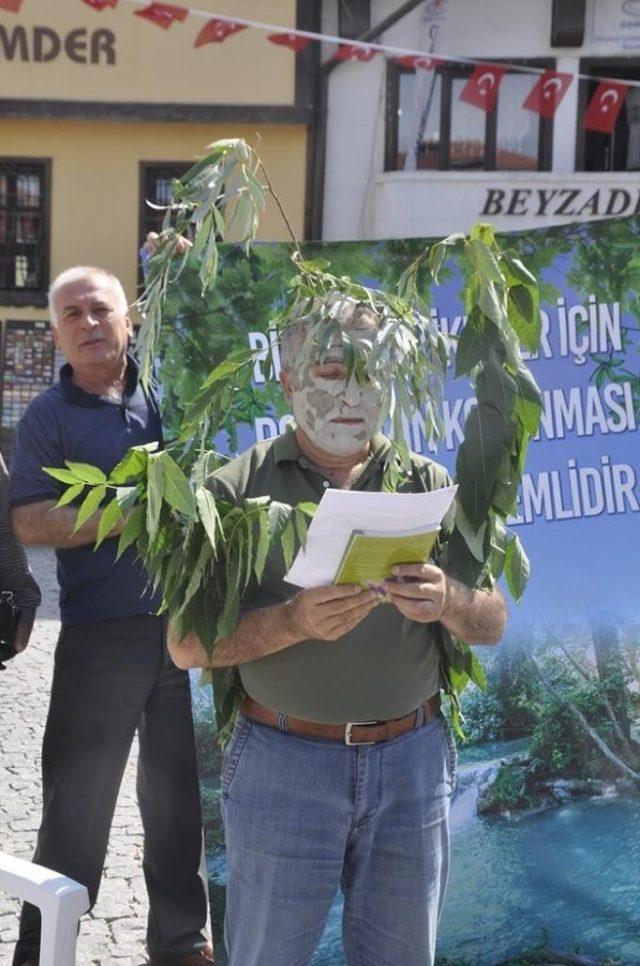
[0,852,89,966]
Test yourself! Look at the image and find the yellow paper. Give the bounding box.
[335,527,440,586]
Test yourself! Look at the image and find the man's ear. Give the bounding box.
[51,325,60,349]
[124,314,134,338]
[280,368,294,400]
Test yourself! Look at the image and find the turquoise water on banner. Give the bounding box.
[309,737,640,966]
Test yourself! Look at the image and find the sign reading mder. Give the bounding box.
[0,25,116,64]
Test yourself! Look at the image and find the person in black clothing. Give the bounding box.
[0,452,41,667]
[9,266,212,966]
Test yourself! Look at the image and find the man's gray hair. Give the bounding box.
[48,266,129,326]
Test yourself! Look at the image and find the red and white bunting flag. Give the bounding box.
[459,64,507,112]
[583,81,629,133]
[395,54,441,70]
[194,18,246,47]
[0,0,25,11]
[523,70,572,118]
[134,2,188,30]
[333,43,377,62]
[267,32,311,52]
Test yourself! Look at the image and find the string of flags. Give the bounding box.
[0,0,637,134]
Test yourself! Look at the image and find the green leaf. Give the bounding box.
[109,446,153,484]
[254,509,270,583]
[501,252,537,287]
[454,504,487,563]
[268,501,290,543]
[469,650,487,689]
[196,487,222,553]
[467,238,502,282]
[297,501,318,518]
[455,307,498,377]
[507,284,541,352]
[73,484,106,533]
[281,518,296,572]
[175,541,213,620]
[146,454,164,544]
[95,497,123,549]
[65,462,107,485]
[504,533,530,602]
[115,486,138,515]
[116,504,145,559]
[455,403,510,528]
[44,467,84,485]
[469,222,496,246]
[477,280,506,328]
[55,482,85,507]
[158,452,196,517]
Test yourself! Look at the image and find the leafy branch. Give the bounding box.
[48,138,545,740]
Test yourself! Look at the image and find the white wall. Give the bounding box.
[322,0,640,240]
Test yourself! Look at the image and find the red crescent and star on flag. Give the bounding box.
[523,70,573,118]
[194,18,246,47]
[134,2,188,30]
[583,81,630,133]
[460,64,508,112]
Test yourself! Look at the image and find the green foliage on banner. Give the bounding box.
[46,138,547,741]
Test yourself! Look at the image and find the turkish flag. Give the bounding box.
[195,18,246,47]
[459,64,507,112]
[523,70,572,118]
[267,32,311,52]
[333,43,377,62]
[0,0,25,9]
[395,55,441,70]
[583,81,629,133]
[134,3,188,30]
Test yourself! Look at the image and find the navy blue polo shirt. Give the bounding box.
[10,354,164,624]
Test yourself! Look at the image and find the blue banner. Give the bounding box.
[162,217,640,965]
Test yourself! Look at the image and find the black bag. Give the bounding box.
[0,590,21,670]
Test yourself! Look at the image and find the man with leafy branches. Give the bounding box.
[9,266,212,966]
[169,293,507,966]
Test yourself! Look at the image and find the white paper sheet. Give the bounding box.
[285,485,458,588]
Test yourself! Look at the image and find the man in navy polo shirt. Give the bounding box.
[9,266,212,966]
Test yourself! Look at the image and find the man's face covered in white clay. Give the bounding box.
[285,300,383,457]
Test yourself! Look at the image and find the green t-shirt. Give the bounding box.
[209,425,452,724]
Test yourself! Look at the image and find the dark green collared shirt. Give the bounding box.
[209,425,452,723]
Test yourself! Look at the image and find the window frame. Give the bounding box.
[575,57,640,172]
[0,157,51,308]
[138,161,191,289]
[385,59,554,174]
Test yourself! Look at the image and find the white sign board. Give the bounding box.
[591,0,640,51]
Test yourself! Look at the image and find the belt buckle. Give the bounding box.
[344,720,378,746]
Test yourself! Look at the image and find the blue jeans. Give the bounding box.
[220,709,457,966]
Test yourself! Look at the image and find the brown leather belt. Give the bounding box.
[240,694,441,746]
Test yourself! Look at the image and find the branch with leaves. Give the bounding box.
[47,138,544,740]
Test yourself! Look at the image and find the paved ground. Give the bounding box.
[1,548,153,965]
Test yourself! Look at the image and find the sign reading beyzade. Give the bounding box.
[0,25,115,64]
[481,186,640,218]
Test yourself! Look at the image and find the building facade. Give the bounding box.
[0,0,319,450]
[320,0,640,239]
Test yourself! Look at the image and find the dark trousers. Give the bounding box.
[13,614,209,964]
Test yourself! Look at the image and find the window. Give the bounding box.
[386,62,553,172]
[139,162,189,243]
[338,0,370,40]
[0,160,50,306]
[577,61,640,172]
[138,162,189,286]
